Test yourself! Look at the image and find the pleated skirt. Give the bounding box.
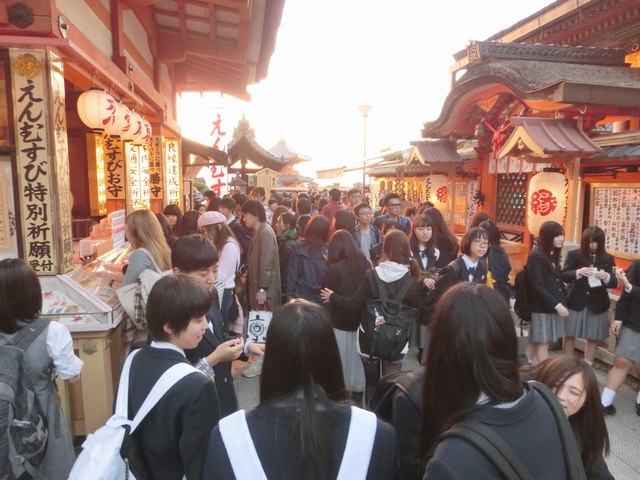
[530,311,565,342]
[333,328,366,393]
[615,325,640,363]
[565,308,609,341]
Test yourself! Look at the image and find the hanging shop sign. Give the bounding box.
[103,136,125,200]
[86,133,107,215]
[126,142,150,211]
[164,139,181,205]
[527,170,568,237]
[11,48,74,273]
[148,136,163,200]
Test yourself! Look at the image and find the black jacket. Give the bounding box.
[560,249,617,314]
[434,256,489,297]
[487,247,512,304]
[615,260,640,332]
[526,249,567,314]
[322,259,369,331]
[128,347,220,480]
[283,240,327,304]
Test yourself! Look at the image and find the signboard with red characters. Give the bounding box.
[527,171,567,237]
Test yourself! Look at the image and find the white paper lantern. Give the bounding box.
[140,119,152,143]
[129,111,145,144]
[527,170,567,237]
[426,174,451,212]
[104,103,131,138]
[77,89,117,131]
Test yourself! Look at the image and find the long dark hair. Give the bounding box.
[301,215,329,253]
[333,209,356,237]
[260,300,348,478]
[421,283,522,463]
[381,230,420,279]
[533,355,610,473]
[480,220,504,253]
[424,207,459,257]
[180,210,200,236]
[326,230,369,272]
[0,258,42,333]
[410,214,436,258]
[579,226,606,257]
[538,221,564,266]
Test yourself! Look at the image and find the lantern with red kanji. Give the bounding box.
[527,170,567,237]
[129,111,146,145]
[77,88,118,131]
[426,174,451,213]
[104,103,131,138]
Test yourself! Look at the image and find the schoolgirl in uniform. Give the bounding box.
[422,207,459,268]
[526,220,569,363]
[560,226,617,364]
[480,220,512,305]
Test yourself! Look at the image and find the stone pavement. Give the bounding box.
[232,351,640,479]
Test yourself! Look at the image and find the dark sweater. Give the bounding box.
[424,385,568,479]
[615,259,640,332]
[322,259,369,331]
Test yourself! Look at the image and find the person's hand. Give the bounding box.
[593,269,608,280]
[207,338,244,366]
[615,267,631,289]
[611,322,621,336]
[248,342,265,357]
[256,290,267,305]
[578,267,594,277]
[556,305,570,317]
[320,288,333,303]
[423,277,436,290]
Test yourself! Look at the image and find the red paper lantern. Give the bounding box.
[77,88,117,131]
[527,171,567,237]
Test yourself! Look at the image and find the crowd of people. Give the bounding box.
[2,184,638,479]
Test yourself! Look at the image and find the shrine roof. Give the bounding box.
[278,173,314,184]
[269,138,312,162]
[182,136,228,180]
[227,119,286,171]
[410,139,464,165]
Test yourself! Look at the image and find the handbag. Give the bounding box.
[247,304,272,343]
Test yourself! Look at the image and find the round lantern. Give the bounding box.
[426,174,450,212]
[140,119,152,143]
[104,103,131,138]
[128,110,145,144]
[526,170,567,238]
[77,88,117,131]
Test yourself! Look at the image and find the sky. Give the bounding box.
[177,0,553,183]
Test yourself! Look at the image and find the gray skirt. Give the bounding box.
[333,328,366,393]
[529,311,565,342]
[615,325,640,363]
[565,308,610,341]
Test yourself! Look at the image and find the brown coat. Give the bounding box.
[247,222,281,311]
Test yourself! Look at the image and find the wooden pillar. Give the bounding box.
[565,157,583,244]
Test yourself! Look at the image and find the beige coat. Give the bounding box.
[247,222,281,311]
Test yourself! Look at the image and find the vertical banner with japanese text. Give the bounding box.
[125,143,150,212]
[10,48,73,273]
[104,136,125,201]
[164,139,181,206]
[87,133,107,216]
[148,136,163,201]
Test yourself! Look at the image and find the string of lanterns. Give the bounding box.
[76,88,151,145]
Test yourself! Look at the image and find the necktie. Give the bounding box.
[468,266,476,275]
[420,249,428,258]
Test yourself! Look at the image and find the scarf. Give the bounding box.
[374,261,409,282]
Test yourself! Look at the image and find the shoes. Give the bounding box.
[636,403,640,417]
[602,404,616,416]
[242,357,263,378]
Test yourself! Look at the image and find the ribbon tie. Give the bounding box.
[468,266,476,275]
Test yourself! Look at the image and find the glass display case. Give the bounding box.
[38,245,130,332]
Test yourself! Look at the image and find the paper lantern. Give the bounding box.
[129,111,145,144]
[140,119,152,143]
[426,174,451,212]
[103,103,131,138]
[527,170,567,237]
[77,89,117,131]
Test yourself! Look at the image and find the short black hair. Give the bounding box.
[460,227,488,255]
[242,199,266,222]
[147,275,212,342]
[268,198,279,206]
[219,197,236,211]
[296,197,312,215]
[231,192,247,207]
[348,188,361,197]
[0,258,42,333]
[329,188,341,202]
[353,201,372,216]
[203,190,216,200]
[250,187,266,200]
[385,192,400,203]
[171,234,218,272]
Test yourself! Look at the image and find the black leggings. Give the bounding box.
[361,356,402,406]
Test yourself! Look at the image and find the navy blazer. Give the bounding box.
[128,347,220,480]
[434,256,488,297]
[560,249,617,314]
[615,260,640,332]
[185,293,238,417]
[526,249,567,314]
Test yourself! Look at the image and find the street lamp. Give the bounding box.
[358,105,373,195]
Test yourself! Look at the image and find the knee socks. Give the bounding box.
[601,387,616,407]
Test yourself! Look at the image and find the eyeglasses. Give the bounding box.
[387,203,401,208]
[473,240,489,247]
[359,211,373,216]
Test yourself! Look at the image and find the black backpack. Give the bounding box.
[359,272,417,360]
[514,266,532,328]
[0,320,49,480]
[368,368,423,422]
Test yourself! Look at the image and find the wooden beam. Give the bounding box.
[111,0,124,58]
[157,33,245,63]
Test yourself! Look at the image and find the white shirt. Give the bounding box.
[46,321,84,379]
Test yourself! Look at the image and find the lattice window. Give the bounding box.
[495,173,527,226]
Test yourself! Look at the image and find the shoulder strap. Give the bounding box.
[442,420,533,480]
[139,248,162,273]
[528,382,587,480]
[337,406,377,480]
[372,270,389,301]
[8,319,49,350]
[392,273,415,303]
[394,370,421,412]
[218,410,268,479]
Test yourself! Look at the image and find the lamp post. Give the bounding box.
[358,105,373,195]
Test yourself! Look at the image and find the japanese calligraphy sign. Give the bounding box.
[0,171,10,248]
[163,139,181,205]
[103,136,125,200]
[590,183,640,259]
[209,164,228,197]
[86,133,107,216]
[148,136,163,200]
[125,142,150,211]
[10,49,73,273]
[425,174,451,217]
[526,171,567,237]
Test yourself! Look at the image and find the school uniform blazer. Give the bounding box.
[411,244,438,272]
[615,260,640,332]
[247,221,281,311]
[560,249,617,314]
[128,346,220,480]
[526,249,567,314]
[434,256,488,297]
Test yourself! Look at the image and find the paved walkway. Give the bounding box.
[232,352,640,479]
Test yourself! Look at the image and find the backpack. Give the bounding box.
[0,320,49,480]
[368,367,423,422]
[69,350,198,480]
[359,272,417,360]
[513,266,532,328]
